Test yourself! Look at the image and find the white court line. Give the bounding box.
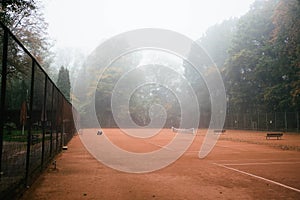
[213,158,300,162]
[214,163,300,193]
[145,141,174,151]
[222,161,300,166]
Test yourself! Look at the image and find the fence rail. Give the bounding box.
[224,112,299,132]
[0,22,78,199]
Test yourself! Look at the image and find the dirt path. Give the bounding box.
[20,130,300,200]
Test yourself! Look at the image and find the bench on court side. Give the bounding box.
[214,129,226,133]
[214,129,226,134]
[266,132,283,140]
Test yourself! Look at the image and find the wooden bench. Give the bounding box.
[214,129,226,134]
[266,132,283,140]
[214,129,226,133]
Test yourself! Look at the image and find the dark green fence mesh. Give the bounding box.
[0,22,78,199]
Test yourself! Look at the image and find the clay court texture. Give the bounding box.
[21,129,300,200]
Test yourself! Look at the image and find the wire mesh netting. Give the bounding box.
[224,112,299,132]
[0,23,78,199]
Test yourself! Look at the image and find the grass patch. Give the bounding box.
[3,129,52,142]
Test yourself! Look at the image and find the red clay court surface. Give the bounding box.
[21,129,300,200]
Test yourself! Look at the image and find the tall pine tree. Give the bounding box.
[57,66,71,101]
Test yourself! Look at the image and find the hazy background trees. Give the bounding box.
[195,0,300,115]
[73,0,300,128]
[2,0,299,128]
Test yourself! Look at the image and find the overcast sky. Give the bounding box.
[43,0,255,54]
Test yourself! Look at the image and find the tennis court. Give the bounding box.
[21,128,300,200]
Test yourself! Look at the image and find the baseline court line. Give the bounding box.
[222,161,300,166]
[214,163,300,193]
[212,158,300,162]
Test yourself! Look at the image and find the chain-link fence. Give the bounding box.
[0,22,78,199]
[224,112,299,132]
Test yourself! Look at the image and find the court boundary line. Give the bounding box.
[212,158,300,162]
[221,161,300,166]
[145,141,174,151]
[214,163,300,193]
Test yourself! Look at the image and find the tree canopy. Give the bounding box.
[73,0,300,128]
[196,0,300,113]
[1,0,52,67]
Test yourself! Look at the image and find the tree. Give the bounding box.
[271,0,300,111]
[50,47,86,85]
[57,66,71,101]
[183,19,238,127]
[74,36,190,128]
[198,18,238,69]
[224,0,278,113]
[1,0,53,68]
[1,0,54,121]
[0,0,36,27]
[223,0,300,113]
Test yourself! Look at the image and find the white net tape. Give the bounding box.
[171,127,195,134]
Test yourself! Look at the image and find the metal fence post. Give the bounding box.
[60,98,65,150]
[297,112,299,133]
[41,77,47,170]
[274,112,277,130]
[243,114,246,130]
[56,93,60,151]
[284,111,287,132]
[266,113,268,131]
[0,27,8,180]
[25,60,35,185]
[50,83,54,156]
[256,112,259,130]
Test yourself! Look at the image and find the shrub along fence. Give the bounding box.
[0,22,78,199]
